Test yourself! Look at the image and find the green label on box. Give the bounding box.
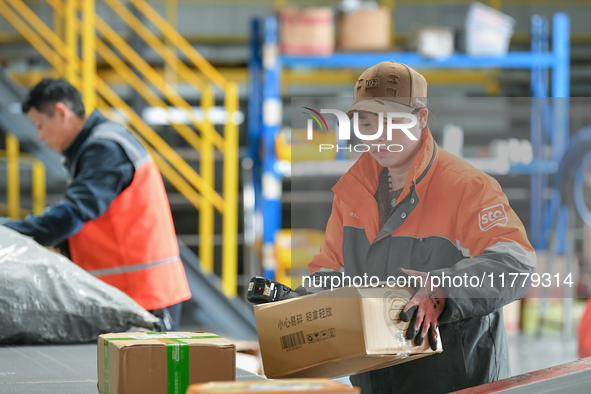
[103,332,221,394]
[165,338,189,394]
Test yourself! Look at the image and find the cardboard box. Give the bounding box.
[338,8,391,51]
[98,332,235,394]
[254,287,442,378]
[234,340,262,375]
[187,378,360,393]
[280,8,334,55]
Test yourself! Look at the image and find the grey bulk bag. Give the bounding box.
[0,226,158,344]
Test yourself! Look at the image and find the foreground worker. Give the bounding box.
[3,79,191,329]
[307,62,536,393]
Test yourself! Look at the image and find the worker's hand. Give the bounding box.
[399,268,446,351]
[46,246,61,254]
[293,286,310,296]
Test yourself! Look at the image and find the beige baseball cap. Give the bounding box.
[347,60,428,116]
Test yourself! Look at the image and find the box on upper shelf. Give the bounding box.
[280,7,335,56]
[464,2,515,56]
[338,7,391,51]
[414,27,455,58]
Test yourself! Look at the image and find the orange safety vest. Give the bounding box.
[68,121,191,311]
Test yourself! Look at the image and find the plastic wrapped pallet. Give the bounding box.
[0,226,158,344]
[464,2,515,56]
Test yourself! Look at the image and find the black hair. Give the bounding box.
[21,79,85,117]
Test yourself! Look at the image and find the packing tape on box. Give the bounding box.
[103,332,222,394]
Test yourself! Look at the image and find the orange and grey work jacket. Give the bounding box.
[308,127,536,393]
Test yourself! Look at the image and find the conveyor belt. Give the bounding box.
[0,343,264,394]
[453,357,591,394]
[3,343,588,393]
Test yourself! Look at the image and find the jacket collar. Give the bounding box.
[332,126,438,234]
[63,110,108,167]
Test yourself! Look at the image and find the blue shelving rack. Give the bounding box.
[248,13,570,279]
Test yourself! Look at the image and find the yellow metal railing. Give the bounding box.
[0,0,239,296]
[0,134,46,219]
[6,134,20,219]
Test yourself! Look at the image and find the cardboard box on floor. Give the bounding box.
[187,378,360,393]
[98,332,235,394]
[254,286,442,379]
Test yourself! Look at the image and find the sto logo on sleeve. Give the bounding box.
[479,204,508,231]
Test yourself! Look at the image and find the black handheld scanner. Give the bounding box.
[247,276,298,304]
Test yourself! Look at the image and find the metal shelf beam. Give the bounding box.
[280,52,557,69]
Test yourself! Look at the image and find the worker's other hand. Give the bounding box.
[293,286,310,296]
[399,268,446,351]
[46,246,61,254]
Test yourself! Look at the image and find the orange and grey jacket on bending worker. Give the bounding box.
[309,127,536,393]
[67,120,191,311]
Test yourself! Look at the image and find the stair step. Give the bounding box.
[178,233,245,247]
[166,192,244,210]
[173,146,248,162]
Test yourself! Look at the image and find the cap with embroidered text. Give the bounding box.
[347,61,427,116]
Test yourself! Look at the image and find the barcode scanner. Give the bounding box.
[247,276,301,304]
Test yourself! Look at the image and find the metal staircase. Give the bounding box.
[0,65,66,182]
